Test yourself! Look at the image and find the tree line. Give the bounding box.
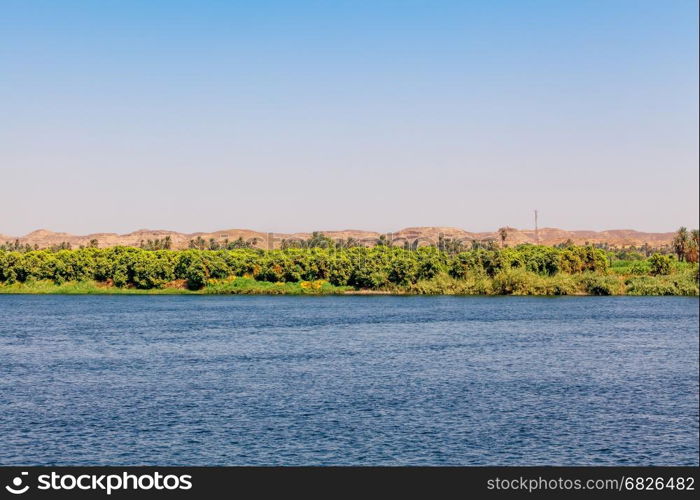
[0,228,696,292]
[0,244,625,290]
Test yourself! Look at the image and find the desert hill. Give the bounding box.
[2,227,676,250]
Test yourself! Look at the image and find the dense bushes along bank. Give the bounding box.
[0,245,697,296]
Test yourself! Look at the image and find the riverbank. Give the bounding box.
[1,271,697,296]
[0,277,349,295]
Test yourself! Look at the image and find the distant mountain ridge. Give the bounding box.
[1,227,676,249]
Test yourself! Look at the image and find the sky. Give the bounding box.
[1,0,698,236]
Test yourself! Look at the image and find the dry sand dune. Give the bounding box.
[2,227,676,249]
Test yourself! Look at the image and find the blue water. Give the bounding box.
[0,295,697,465]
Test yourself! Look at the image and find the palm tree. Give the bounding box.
[189,236,207,250]
[672,227,689,261]
[686,229,700,263]
[498,227,509,248]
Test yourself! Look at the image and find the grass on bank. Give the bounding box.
[0,270,697,296]
[0,277,351,295]
[395,268,697,296]
[204,277,351,295]
[609,259,695,276]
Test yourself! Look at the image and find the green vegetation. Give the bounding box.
[188,235,259,250]
[0,241,697,296]
[0,277,349,295]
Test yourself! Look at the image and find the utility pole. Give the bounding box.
[534,210,539,245]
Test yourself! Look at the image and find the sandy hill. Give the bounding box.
[2,227,676,250]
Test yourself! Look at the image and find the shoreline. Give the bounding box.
[0,278,697,297]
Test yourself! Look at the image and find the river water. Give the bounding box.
[0,295,697,465]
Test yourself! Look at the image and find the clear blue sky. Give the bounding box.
[2,0,698,235]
